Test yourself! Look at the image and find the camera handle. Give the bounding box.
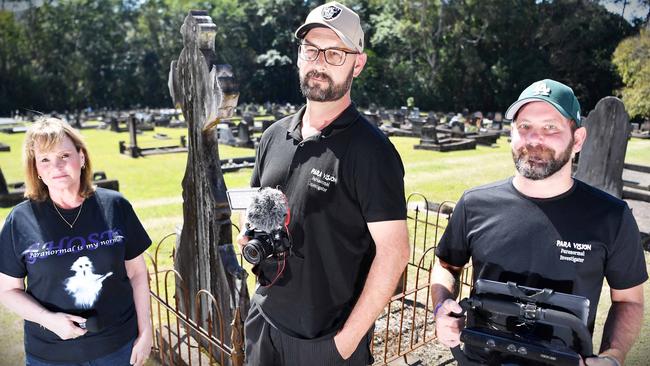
[449,299,485,366]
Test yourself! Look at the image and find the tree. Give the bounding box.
[613,29,650,119]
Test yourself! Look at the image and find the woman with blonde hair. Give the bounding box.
[0,118,153,366]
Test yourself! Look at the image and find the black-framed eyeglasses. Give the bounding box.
[298,44,358,66]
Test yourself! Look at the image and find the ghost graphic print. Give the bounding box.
[64,256,113,309]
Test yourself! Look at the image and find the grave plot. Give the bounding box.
[0,117,28,134]
[118,114,188,157]
[0,168,119,208]
[436,123,501,146]
[414,125,476,152]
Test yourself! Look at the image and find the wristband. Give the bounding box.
[601,355,621,366]
[434,301,444,318]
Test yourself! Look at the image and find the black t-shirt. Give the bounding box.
[436,178,648,332]
[250,103,407,339]
[0,188,151,363]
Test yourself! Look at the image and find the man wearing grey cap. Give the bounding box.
[430,79,646,365]
[239,2,409,365]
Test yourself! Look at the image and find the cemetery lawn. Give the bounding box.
[1,129,649,364]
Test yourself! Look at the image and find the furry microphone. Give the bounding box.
[245,188,289,232]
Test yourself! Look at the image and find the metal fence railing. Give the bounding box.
[145,193,473,365]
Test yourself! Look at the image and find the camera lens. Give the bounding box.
[243,239,265,265]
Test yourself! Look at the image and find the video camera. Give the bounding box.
[451,279,593,366]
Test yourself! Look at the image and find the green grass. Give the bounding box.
[1,128,650,364]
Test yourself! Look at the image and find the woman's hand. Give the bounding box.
[129,330,153,366]
[41,312,87,340]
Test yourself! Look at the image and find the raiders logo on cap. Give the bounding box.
[322,5,342,20]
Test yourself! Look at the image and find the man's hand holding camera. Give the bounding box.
[434,298,465,348]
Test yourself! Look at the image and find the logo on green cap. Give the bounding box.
[532,82,551,97]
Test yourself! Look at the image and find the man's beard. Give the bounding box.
[512,138,574,180]
[299,67,354,102]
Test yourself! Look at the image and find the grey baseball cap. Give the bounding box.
[295,1,364,53]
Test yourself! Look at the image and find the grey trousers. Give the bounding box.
[244,302,374,366]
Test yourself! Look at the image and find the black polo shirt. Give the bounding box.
[250,103,407,339]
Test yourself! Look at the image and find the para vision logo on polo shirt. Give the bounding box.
[555,239,593,264]
[309,168,337,193]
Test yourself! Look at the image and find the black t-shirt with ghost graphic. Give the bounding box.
[0,188,151,363]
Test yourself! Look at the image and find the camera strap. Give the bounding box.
[262,252,287,288]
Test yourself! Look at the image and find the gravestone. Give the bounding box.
[420,125,439,145]
[217,123,237,145]
[392,110,404,128]
[168,11,249,365]
[575,97,630,198]
[426,112,438,125]
[236,120,253,148]
[410,118,426,136]
[126,114,139,158]
[262,119,273,132]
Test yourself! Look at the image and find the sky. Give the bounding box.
[601,0,649,22]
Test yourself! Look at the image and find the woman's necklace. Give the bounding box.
[52,200,84,229]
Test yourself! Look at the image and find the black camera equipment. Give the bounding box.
[242,187,293,268]
[242,227,292,265]
[450,279,593,366]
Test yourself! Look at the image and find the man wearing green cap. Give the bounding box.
[239,2,409,365]
[430,79,647,365]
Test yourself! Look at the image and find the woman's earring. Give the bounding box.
[38,175,42,180]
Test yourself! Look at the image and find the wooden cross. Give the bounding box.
[168,10,249,365]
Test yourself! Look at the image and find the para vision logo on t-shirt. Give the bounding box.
[21,229,125,265]
[555,239,593,264]
[308,168,338,193]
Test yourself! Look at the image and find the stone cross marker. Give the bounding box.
[575,97,631,198]
[168,10,249,365]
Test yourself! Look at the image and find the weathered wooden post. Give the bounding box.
[575,97,631,198]
[168,10,249,366]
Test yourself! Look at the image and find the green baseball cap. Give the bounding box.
[505,79,581,126]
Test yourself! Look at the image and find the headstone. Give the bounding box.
[217,123,237,145]
[426,112,438,125]
[641,120,650,132]
[110,116,119,132]
[168,11,249,365]
[409,107,420,120]
[410,119,426,136]
[392,109,404,128]
[420,125,439,145]
[575,97,630,198]
[236,120,253,147]
[0,168,8,195]
[127,114,139,158]
[262,119,273,132]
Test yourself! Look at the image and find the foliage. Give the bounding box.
[613,29,650,119]
[0,0,642,115]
